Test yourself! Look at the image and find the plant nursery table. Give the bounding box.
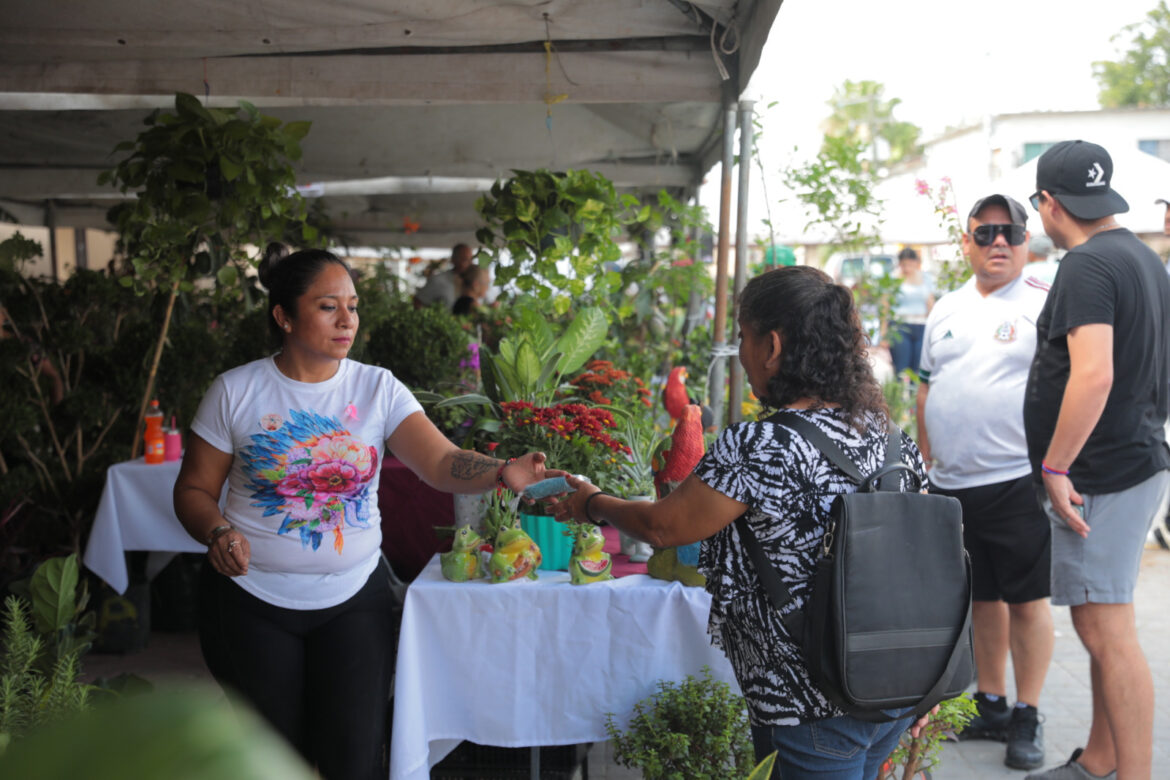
[389,554,738,780]
[83,458,206,594]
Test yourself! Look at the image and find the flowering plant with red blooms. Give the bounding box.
[567,360,653,410]
[485,401,632,493]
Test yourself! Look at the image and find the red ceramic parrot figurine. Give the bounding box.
[652,403,706,499]
[662,366,689,423]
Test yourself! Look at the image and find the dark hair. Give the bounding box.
[258,245,350,346]
[738,266,887,429]
[897,247,919,261]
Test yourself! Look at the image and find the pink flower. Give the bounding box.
[915,179,929,195]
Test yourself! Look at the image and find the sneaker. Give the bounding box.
[957,692,1011,741]
[1004,705,1044,770]
[1024,748,1117,780]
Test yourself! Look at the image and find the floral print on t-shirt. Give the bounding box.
[242,409,378,553]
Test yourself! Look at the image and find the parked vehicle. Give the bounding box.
[823,252,896,288]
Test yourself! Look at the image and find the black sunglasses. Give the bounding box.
[972,223,1026,247]
[1029,191,1043,211]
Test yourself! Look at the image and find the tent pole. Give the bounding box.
[708,103,737,427]
[727,99,754,424]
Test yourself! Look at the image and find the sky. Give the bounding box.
[710,0,1160,242]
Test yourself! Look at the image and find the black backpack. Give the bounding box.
[736,412,973,721]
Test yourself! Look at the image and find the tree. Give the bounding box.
[1094,1,1170,107]
[100,93,316,458]
[822,80,922,168]
[782,135,883,251]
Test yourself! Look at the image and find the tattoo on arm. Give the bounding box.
[450,451,498,482]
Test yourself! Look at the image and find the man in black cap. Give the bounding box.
[1158,196,1170,239]
[1023,140,1170,780]
[917,194,1052,770]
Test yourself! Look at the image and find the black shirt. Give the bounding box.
[1024,228,1170,493]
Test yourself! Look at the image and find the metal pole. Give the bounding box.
[727,100,754,424]
[708,104,737,427]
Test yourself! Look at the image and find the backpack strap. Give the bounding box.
[736,514,804,639]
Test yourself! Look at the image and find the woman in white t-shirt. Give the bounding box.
[174,247,552,779]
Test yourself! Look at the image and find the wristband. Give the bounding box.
[1041,461,1069,476]
[583,491,610,525]
[206,524,234,546]
[495,457,518,492]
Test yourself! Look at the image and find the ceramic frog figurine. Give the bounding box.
[440,525,485,582]
[569,523,614,585]
[488,525,542,583]
[646,542,706,587]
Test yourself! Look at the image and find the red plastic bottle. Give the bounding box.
[144,400,165,464]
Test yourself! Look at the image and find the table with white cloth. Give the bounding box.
[83,458,209,594]
[389,554,739,780]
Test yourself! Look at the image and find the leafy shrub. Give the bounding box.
[364,302,470,391]
[0,596,92,754]
[606,666,753,780]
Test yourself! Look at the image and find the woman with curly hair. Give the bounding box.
[551,266,930,779]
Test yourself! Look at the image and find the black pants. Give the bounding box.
[198,560,395,780]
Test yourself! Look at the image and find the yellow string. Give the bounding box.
[543,40,568,116]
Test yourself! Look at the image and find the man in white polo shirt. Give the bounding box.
[916,194,1053,771]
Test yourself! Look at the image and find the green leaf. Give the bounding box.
[434,393,494,408]
[216,265,239,286]
[283,120,312,141]
[219,157,244,181]
[513,340,542,394]
[554,306,608,375]
[29,554,79,635]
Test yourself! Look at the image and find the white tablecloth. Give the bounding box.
[389,555,738,780]
[83,458,206,594]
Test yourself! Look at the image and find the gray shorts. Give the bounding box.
[1040,469,1170,606]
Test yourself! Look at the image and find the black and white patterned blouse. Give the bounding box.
[694,407,926,726]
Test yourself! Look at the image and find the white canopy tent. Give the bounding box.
[0,0,784,250]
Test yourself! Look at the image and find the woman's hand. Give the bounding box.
[547,475,599,523]
[208,528,250,577]
[908,704,939,739]
[503,451,567,499]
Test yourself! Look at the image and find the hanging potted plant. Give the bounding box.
[475,168,642,314]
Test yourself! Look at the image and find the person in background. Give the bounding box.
[452,265,491,316]
[1024,140,1170,780]
[413,243,474,309]
[1026,235,1059,286]
[917,194,1052,771]
[885,247,933,381]
[174,247,553,779]
[549,266,931,780]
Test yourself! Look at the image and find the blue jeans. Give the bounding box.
[751,710,914,780]
[888,322,925,378]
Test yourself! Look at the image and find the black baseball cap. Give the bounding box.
[968,194,1027,225]
[1035,140,1129,219]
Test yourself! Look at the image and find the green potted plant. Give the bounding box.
[475,168,639,313]
[100,92,318,459]
[879,694,977,780]
[605,666,754,779]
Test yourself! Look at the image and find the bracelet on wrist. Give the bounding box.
[495,457,518,492]
[583,491,610,525]
[206,524,234,546]
[1041,461,1069,476]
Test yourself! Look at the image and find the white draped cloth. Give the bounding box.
[390,555,738,780]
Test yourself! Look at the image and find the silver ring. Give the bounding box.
[227,540,240,551]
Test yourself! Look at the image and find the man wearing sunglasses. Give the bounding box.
[916,193,1053,770]
[1023,140,1170,780]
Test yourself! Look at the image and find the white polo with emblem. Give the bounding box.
[919,273,1050,490]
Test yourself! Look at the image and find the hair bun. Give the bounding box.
[257,242,290,288]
